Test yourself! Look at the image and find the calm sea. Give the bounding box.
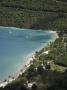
[0,27,57,80]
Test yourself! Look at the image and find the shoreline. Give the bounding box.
[0,30,58,88]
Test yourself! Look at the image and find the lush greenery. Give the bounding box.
[0,0,67,30]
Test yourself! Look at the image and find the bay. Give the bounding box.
[0,27,57,80]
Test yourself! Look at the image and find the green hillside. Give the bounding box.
[0,0,67,30]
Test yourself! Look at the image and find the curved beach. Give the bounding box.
[0,27,58,87]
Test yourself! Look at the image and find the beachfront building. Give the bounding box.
[27,82,37,90]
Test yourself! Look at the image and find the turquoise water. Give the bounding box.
[0,27,57,80]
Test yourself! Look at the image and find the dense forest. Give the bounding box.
[0,0,67,30]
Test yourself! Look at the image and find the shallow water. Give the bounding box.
[0,27,57,80]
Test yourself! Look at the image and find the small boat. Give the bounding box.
[9,30,12,34]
